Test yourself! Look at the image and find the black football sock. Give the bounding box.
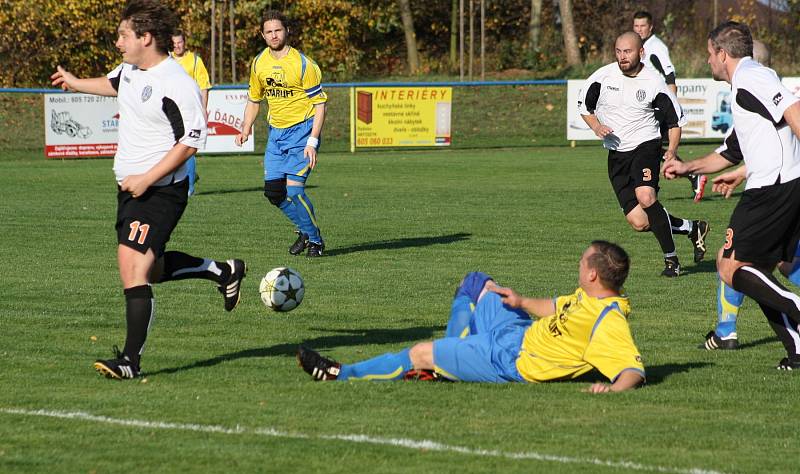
[159,251,230,284]
[756,302,800,357]
[732,266,800,322]
[643,201,676,256]
[122,285,154,367]
[668,214,692,235]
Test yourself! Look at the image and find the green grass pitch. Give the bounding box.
[1,144,799,473]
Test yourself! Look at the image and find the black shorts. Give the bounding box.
[115,179,189,256]
[607,138,662,215]
[722,178,800,268]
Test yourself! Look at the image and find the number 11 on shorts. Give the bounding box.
[128,221,150,245]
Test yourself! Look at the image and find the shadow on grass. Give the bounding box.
[325,232,471,257]
[197,185,319,196]
[195,186,262,196]
[681,259,718,275]
[737,335,779,350]
[147,325,445,377]
[564,361,713,387]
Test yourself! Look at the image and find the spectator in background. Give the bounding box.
[171,30,211,196]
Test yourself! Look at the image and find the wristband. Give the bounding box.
[306,136,319,149]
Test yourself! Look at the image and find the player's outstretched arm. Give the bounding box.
[663,152,732,179]
[50,66,117,96]
[234,100,260,146]
[585,370,644,394]
[489,285,555,318]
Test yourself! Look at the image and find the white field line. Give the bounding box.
[1,407,724,474]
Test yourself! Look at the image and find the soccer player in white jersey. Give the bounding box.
[578,31,709,278]
[664,22,800,370]
[51,0,246,380]
[633,10,707,202]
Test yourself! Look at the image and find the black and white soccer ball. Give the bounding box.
[259,267,304,311]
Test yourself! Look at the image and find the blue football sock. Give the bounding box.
[338,348,412,381]
[287,185,321,243]
[787,260,800,287]
[186,155,196,196]
[716,276,744,337]
[446,295,475,338]
[278,198,301,230]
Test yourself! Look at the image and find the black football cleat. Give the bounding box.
[661,257,681,277]
[698,331,739,350]
[289,231,309,255]
[306,241,325,258]
[94,346,140,380]
[777,356,800,370]
[689,220,710,263]
[297,345,340,381]
[218,259,246,311]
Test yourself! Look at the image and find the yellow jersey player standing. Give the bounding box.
[171,30,211,197]
[298,241,645,394]
[235,10,328,257]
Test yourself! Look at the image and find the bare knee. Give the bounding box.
[409,342,434,370]
[717,250,743,287]
[625,209,650,232]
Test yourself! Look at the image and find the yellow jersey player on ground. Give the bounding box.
[171,30,210,197]
[298,241,645,394]
[235,10,328,257]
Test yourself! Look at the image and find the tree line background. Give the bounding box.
[1,0,799,88]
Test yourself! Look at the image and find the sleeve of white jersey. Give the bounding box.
[577,68,604,116]
[169,81,208,150]
[651,41,675,78]
[742,68,800,122]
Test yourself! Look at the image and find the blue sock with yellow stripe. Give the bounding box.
[446,295,474,338]
[338,348,411,381]
[716,275,744,338]
[287,185,321,243]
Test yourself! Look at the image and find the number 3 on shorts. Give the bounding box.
[723,228,733,250]
[642,168,652,181]
[128,221,150,245]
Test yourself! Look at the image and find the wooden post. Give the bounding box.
[229,0,236,83]
[459,0,464,81]
[480,0,485,80]
[210,0,216,84]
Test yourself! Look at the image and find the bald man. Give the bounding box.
[578,32,709,277]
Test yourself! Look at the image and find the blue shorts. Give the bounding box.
[264,118,317,182]
[433,292,532,383]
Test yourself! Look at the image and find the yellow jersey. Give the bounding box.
[171,51,211,90]
[516,288,644,383]
[247,47,328,129]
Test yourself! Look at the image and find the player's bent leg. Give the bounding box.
[445,295,475,338]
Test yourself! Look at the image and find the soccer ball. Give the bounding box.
[259,267,304,311]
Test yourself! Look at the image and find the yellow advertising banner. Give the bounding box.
[351,86,452,149]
